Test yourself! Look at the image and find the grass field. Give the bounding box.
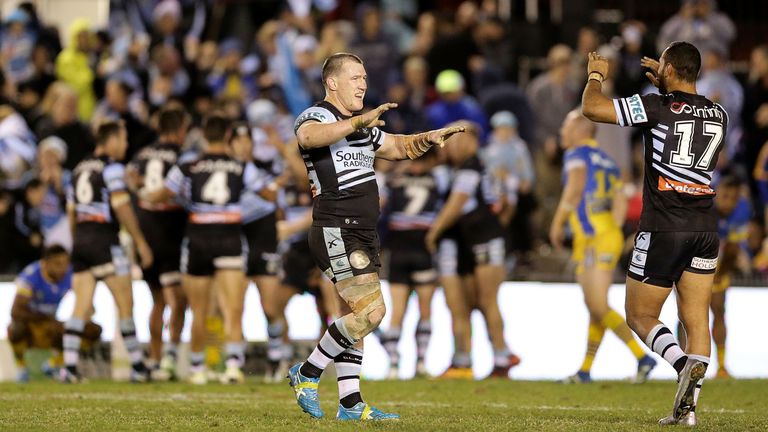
[0,378,766,431]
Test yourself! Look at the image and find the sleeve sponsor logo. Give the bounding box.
[627,94,648,123]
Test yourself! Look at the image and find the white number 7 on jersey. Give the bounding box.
[670,121,723,170]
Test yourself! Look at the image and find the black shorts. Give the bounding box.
[72,222,130,279]
[628,231,719,288]
[281,238,322,296]
[308,226,380,284]
[138,209,186,288]
[181,224,245,277]
[438,235,505,277]
[387,231,437,286]
[243,213,280,277]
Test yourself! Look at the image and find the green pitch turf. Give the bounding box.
[0,378,766,431]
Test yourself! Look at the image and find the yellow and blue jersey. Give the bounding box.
[563,140,622,237]
[718,197,751,246]
[15,261,72,318]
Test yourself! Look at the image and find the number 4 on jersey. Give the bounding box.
[670,121,723,170]
[202,171,231,205]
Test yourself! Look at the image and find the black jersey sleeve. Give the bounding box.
[613,93,661,128]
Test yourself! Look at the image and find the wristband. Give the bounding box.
[588,71,604,83]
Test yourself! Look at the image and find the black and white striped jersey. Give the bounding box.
[294,101,387,229]
[613,91,728,232]
[67,155,126,228]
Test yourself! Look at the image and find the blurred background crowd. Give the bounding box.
[1,0,768,283]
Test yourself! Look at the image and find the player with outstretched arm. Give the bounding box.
[287,52,464,421]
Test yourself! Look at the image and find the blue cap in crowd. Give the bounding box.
[5,9,30,25]
[490,111,518,129]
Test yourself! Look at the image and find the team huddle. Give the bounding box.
[8,42,731,425]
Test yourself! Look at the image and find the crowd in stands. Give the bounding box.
[1,0,767,280]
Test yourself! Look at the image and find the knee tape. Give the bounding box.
[339,281,385,339]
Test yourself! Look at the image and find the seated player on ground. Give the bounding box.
[550,110,656,384]
[8,245,101,382]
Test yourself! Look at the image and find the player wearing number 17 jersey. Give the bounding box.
[583,42,727,426]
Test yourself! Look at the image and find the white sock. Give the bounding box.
[645,324,687,374]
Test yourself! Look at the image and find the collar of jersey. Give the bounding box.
[577,139,598,148]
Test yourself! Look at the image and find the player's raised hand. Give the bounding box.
[428,125,466,148]
[587,52,609,79]
[351,102,398,129]
[641,56,661,88]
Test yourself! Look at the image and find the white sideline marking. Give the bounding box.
[0,393,748,414]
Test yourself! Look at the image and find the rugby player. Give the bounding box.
[229,123,285,381]
[678,175,751,378]
[380,148,442,379]
[63,120,153,383]
[144,114,272,384]
[8,245,101,382]
[550,110,657,384]
[426,121,519,379]
[288,52,464,420]
[582,42,728,425]
[127,107,190,380]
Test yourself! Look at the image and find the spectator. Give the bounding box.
[0,104,37,191]
[613,20,656,98]
[426,69,489,141]
[743,45,768,179]
[12,178,46,268]
[349,3,398,105]
[484,111,536,257]
[207,38,258,105]
[407,12,436,57]
[292,35,324,103]
[569,27,600,88]
[425,3,480,88]
[17,1,61,57]
[477,74,536,145]
[94,77,157,161]
[190,40,218,90]
[527,44,579,152]
[0,9,36,85]
[21,136,71,250]
[35,83,95,170]
[20,43,56,107]
[382,56,434,134]
[527,44,579,241]
[698,47,744,164]
[147,45,190,110]
[55,19,96,121]
[657,0,735,57]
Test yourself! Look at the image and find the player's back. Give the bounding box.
[564,142,622,236]
[132,142,184,212]
[615,91,728,232]
[70,155,124,228]
[174,154,246,226]
[386,167,442,246]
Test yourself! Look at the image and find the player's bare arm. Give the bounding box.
[424,191,470,253]
[111,190,153,268]
[549,166,586,250]
[376,124,466,161]
[11,292,48,322]
[296,102,397,149]
[581,52,618,124]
